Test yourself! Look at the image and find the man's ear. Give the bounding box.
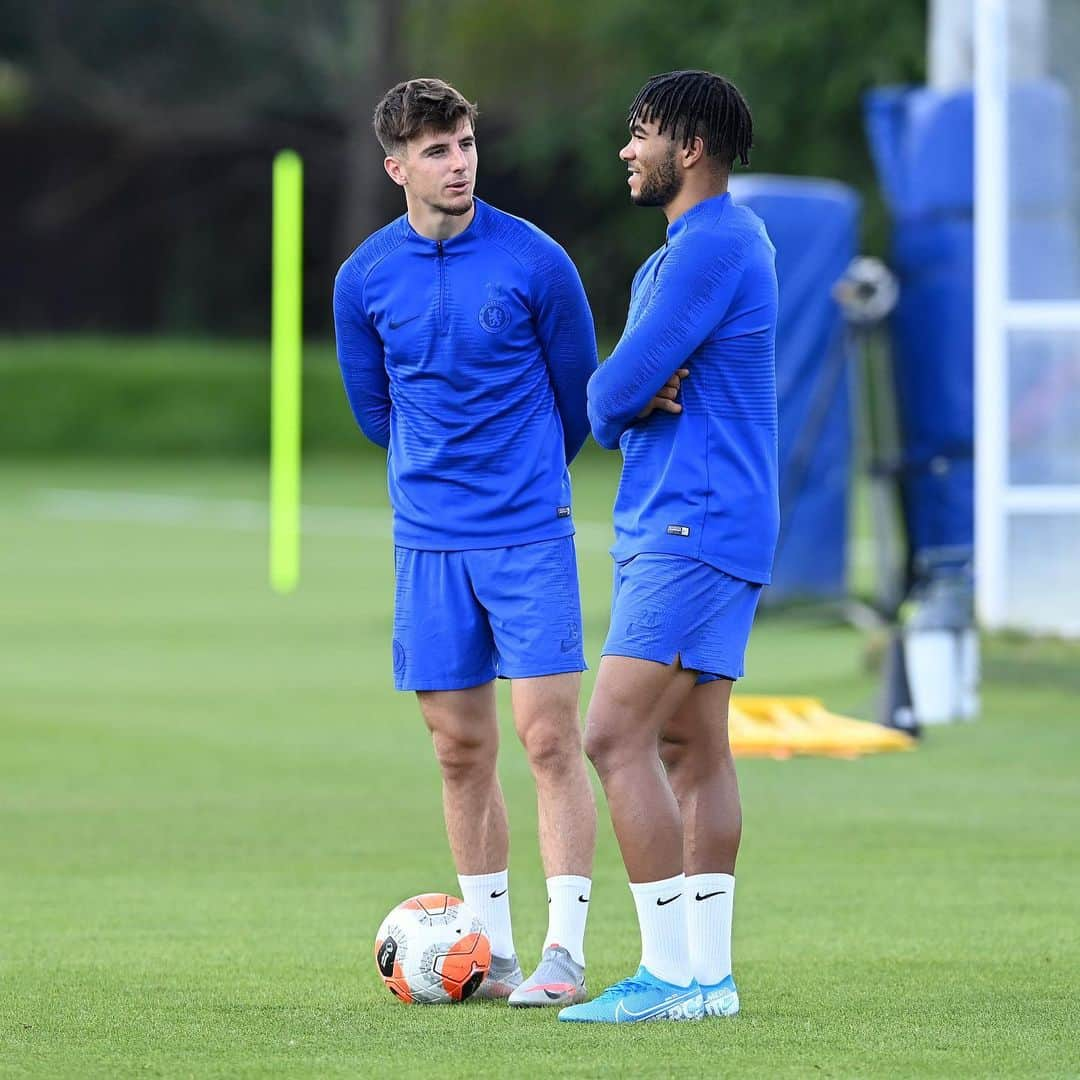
[681,135,706,169]
[384,155,408,187]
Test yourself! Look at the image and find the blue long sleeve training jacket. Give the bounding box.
[588,192,779,584]
[334,198,598,551]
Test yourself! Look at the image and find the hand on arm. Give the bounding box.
[637,368,689,419]
[587,231,748,448]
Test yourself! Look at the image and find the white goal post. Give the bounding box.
[975,0,1080,636]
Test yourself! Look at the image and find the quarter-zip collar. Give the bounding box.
[665,191,732,243]
[402,198,487,250]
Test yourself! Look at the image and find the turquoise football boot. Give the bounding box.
[700,973,740,1017]
[558,965,703,1024]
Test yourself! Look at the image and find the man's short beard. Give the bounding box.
[433,197,474,217]
[633,148,683,208]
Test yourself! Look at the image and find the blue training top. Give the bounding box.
[587,192,779,584]
[334,198,598,551]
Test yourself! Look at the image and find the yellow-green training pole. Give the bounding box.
[270,149,303,593]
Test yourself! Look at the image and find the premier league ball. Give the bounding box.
[374,893,491,1004]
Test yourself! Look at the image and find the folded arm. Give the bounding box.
[587,232,749,449]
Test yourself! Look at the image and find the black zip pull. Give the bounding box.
[436,240,447,334]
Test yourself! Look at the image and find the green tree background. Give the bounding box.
[1,0,926,337]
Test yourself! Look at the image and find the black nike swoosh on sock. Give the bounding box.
[490,888,508,899]
[578,895,589,903]
[656,893,682,906]
[695,890,728,901]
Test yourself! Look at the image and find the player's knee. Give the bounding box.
[430,730,496,784]
[583,718,628,776]
[520,720,578,773]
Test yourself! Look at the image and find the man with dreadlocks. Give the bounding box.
[559,71,778,1024]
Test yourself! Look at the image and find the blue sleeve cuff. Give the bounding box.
[587,399,625,449]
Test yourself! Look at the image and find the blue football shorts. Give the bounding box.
[391,536,586,692]
[602,553,763,682]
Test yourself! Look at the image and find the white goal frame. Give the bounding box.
[975,0,1080,635]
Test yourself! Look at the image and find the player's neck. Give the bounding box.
[663,176,729,226]
[406,197,476,242]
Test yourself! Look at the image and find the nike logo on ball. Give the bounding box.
[695,890,727,901]
[656,893,681,906]
[490,888,508,899]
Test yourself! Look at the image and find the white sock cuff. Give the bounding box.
[458,869,509,892]
[629,873,686,901]
[547,875,591,894]
[686,872,734,899]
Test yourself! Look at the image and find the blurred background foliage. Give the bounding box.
[0,0,925,342]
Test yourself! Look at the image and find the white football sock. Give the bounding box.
[687,873,735,985]
[628,873,692,987]
[543,875,591,966]
[458,870,516,960]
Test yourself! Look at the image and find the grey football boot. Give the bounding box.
[508,945,587,1007]
[474,953,524,1000]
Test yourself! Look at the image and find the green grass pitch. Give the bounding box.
[1,455,1077,1078]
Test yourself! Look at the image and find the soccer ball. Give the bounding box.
[374,893,491,1004]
